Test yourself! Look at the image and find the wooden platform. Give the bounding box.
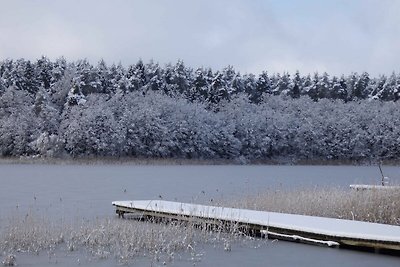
[112,200,400,254]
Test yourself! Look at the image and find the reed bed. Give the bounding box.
[0,214,65,255]
[227,187,400,226]
[0,213,254,265]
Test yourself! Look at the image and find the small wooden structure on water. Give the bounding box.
[112,200,400,254]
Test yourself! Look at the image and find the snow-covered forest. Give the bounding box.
[0,57,399,162]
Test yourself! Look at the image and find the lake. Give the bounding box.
[1,164,399,266]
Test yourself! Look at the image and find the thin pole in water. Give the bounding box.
[378,163,385,186]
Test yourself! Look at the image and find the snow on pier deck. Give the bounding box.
[112,200,400,253]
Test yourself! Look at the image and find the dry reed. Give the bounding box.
[0,213,253,265]
[226,187,400,225]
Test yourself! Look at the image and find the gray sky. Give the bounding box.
[0,0,399,76]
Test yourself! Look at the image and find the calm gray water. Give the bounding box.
[1,164,399,266]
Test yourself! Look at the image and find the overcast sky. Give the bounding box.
[0,0,399,76]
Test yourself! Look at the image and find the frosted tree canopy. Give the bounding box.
[0,57,399,162]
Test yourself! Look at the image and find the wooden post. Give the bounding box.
[379,163,385,186]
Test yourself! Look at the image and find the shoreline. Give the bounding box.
[0,156,399,166]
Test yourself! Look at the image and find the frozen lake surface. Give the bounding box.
[1,164,399,266]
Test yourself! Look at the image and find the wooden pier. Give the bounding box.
[112,200,400,254]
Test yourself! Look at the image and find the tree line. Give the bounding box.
[0,57,399,162]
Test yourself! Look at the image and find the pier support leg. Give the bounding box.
[117,210,125,219]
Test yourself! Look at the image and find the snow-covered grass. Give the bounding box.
[227,187,400,226]
[0,213,254,265]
